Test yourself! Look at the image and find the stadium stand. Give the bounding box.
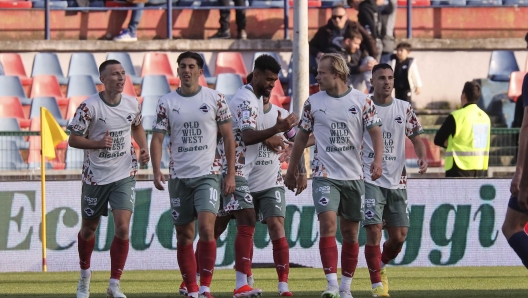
[140,75,171,97]
[0,76,32,105]
[397,0,432,5]
[0,96,31,128]
[30,75,68,110]
[0,53,33,86]
[140,52,180,86]
[65,95,89,123]
[29,96,68,127]
[289,0,322,6]
[198,53,216,85]
[65,145,84,170]
[0,62,4,75]
[466,0,502,5]
[215,73,244,100]
[251,0,284,7]
[68,53,102,85]
[141,95,161,118]
[0,118,29,150]
[122,74,138,97]
[31,0,67,8]
[107,52,143,85]
[31,52,68,85]
[488,50,520,82]
[508,71,528,102]
[0,140,27,171]
[66,75,98,98]
[214,52,248,82]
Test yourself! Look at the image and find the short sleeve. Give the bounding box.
[363,97,382,130]
[237,99,259,131]
[132,100,143,127]
[299,98,314,133]
[405,104,424,138]
[216,93,232,125]
[67,102,93,136]
[152,98,170,133]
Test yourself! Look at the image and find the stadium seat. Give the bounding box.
[107,52,142,85]
[142,115,156,131]
[289,0,322,6]
[321,0,345,7]
[0,53,32,86]
[65,95,89,123]
[397,0,431,5]
[0,62,4,75]
[405,137,443,168]
[68,53,102,85]
[29,97,68,127]
[503,0,527,4]
[507,71,528,102]
[31,0,67,8]
[65,145,85,169]
[476,78,509,111]
[198,75,208,87]
[198,53,216,85]
[0,1,32,8]
[488,50,519,82]
[140,52,179,85]
[141,95,161,117]
[0,140,27,171]
[66,75,97,98]
[251,0,284,8]
[140,75,171,97]
[430,0,466,5]
[466,0,501,5]
[215,73,244,99]
[31,53,68,85]
[123,75,138,97]
[214,52,248,82]
[0,118,30,150]
[0,76,31,105]
[271,81,291,105]
[0,96,31,128]
[28,117,66,170]
[30,75,68,110]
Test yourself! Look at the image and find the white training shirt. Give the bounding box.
[152,87,232,179]
[299,88,382,180]
[68,92,142,185]
[248,103,288,192]
[362,97,424,189]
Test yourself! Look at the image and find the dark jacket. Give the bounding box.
[358,0,382,40]
[309,19,378,59]
[379,0,396,53]
[323,37,364,75]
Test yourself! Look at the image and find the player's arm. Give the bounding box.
[131,122,149,165]
[285,128,310,193]
[306,134,315,147]
[219,121,236,196]
[433,115,455,149]
[69,132,111,149]
[241,110,299,145]
[150,132,166,190]
[410,135,428,174]
[407,105,427,174]
[367,125,383,181]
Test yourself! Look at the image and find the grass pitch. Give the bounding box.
[0,266,526,297]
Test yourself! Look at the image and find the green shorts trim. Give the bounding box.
[168,174,221,226]
[252,187,286,223]
[312,177,365,222]
[221,176,254,214]
[363,182,410,227]
[81,176,136,219]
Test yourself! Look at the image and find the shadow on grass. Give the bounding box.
[1,290,527,298]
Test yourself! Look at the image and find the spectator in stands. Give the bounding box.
[434,81,491,178]
[358,0,385,62]
[323,28,377,92]
[113,2,145,42]
[309,3,378,77]
[380,0,397,64]
[210,0,247,39]
[390,42,422,105]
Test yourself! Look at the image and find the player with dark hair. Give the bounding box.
[151,51,236,298]
[363,63,427,297]
[70,59,149,298]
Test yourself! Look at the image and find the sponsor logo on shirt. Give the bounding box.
[318,197,329,206]
[394,116,403,124]
[348,105,359,115]
[199,103,210,114]
[126,113,135,122]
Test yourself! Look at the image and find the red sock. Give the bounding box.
[78,233,95,270]
[195,241,201,272]
[110,237,129,280]
[235,225,254,275]
[341,241,359,278]
[319,236,338,274]
[381,241,402,265]
[177,243,198,293]
[365,245,381,283]
[272,237,290,282]
[198,240,217,287]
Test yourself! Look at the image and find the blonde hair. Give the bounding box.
[320,53,350,83]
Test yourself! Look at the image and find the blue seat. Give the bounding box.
[32,1,68,8]
[145,133,170,169]
[431,0,466,4]
[488,50,520,82]
[66,75,97,98]
[0,140,27,170]
[65,145,85,169]
[320,0,344,7]
[140,75,171,97]
[198,53,216,85]
[106,52,142,85]
[32,53,68,85]
[142,115,156,131]
[215,73,244,98]
[250,0,285,7]
[0,118,29,149]
[504,0,528,4]
[467,0,502,5]
[0,62,4,75]
[29,97,68,127]
[141,96,161,118]
[68,53,102,85]
[0,76,31,105]
[477,78,509,111]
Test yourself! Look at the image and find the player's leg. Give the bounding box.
[363,183,385,293]
[312,177,340,298]
[502,196,528,268]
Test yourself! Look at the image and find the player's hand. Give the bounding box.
[279,140,294,163]
[264,135,285,153]
[284,170,297,193]
[153,171,166,191]
[370,160,382,181]
[417,158,428,174]
[222,173,235,196]
[295,173,307,195]
[511,171,522,197]
[275,111,300,133]
[139,148,150,165]
[99,131,113,149]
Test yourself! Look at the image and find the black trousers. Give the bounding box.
[395,88,411,104]
[219,0,246,32]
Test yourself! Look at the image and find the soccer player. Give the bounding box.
[220,54,299,297]
[69,59,149,298]
[285,53,384,298]
[150,51,236,298]
[502,32,528,269]
[362,63,427,297]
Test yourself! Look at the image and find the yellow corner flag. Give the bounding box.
[41,107,68,159]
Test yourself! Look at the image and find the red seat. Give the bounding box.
[0,1,32,8]
[309,84,320,95]
[405,137,442,168]
[140,52,179,85]
[0,96,30,128]
[289,0,322,6]
[397,0,431,5]
[124,75,137,97]
[271,81,291,105]
[65,95,89,122]
[508,71,528,102]
[28,117,67,169]
[0,53,33,86]
[30,75,68,113]
[215,52,248,83]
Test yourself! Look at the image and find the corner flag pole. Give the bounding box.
[40,107,48,272]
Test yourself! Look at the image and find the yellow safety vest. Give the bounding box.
[445,104,491,171]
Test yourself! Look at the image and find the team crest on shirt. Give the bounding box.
[199,103,210,114]
[126,113,135,122]
[394,116,403,124]
[348,105,359,115]
[318,197,329,206]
